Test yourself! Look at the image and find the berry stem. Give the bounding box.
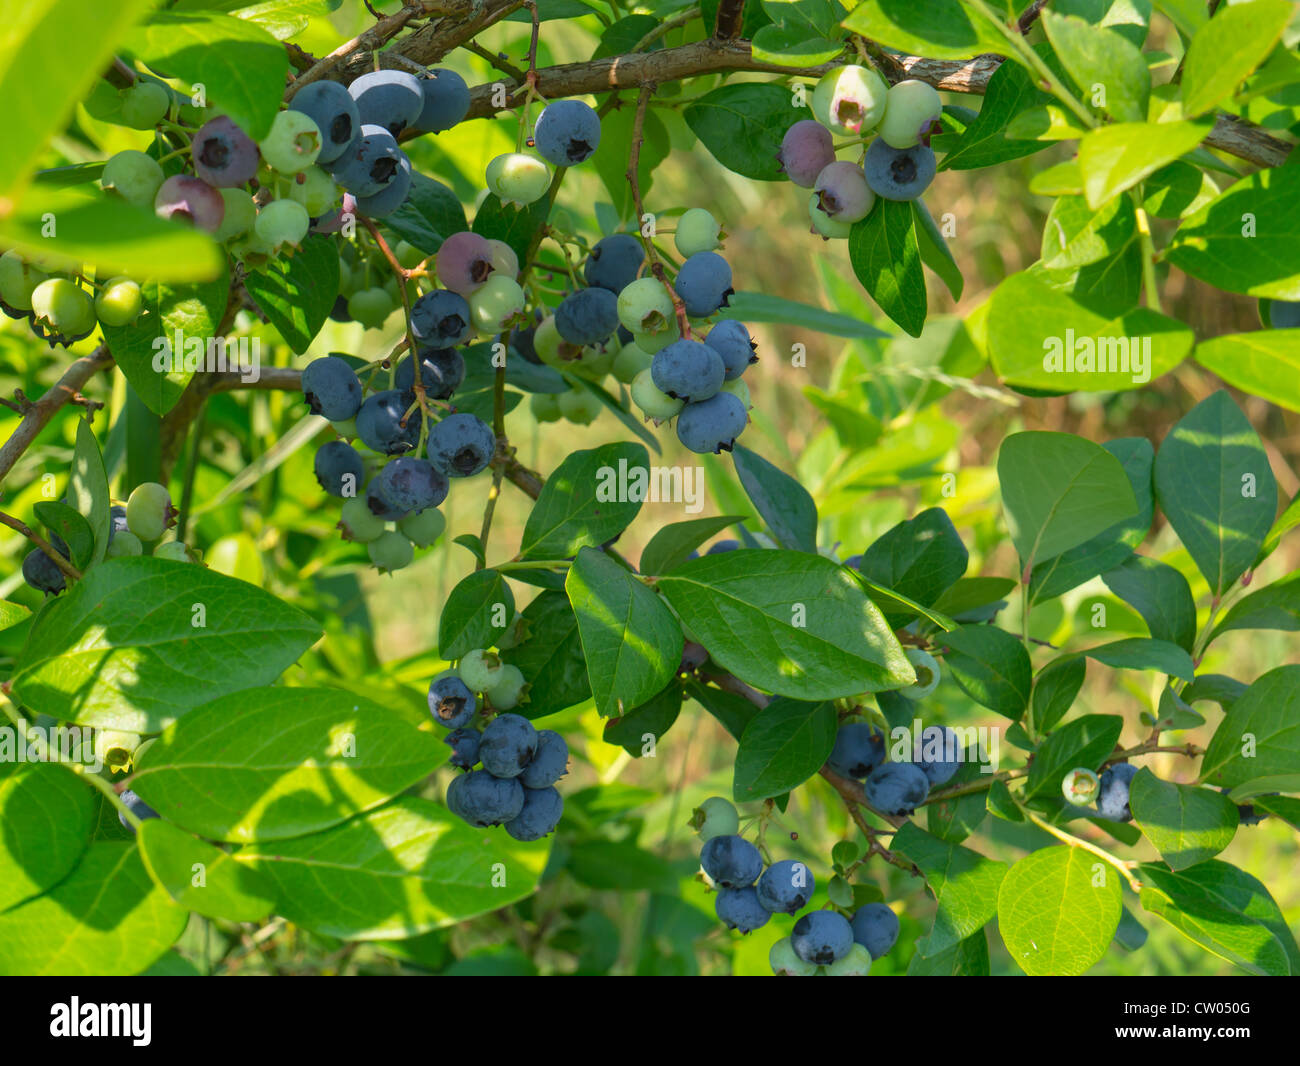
[360,215,428,419]
[0,509,84,582]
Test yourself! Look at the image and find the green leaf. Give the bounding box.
[566,547,683,717]
[930,576,1017,619]
[987,778,1025,823]
[926,759,990,843]
[1154,390,1277,598]
[1165,164,1300,299]
[1251,795,1300,831]
[0,842,185,975]
[1079,637,1195,680]
[132,686,443,843]
[12,557,321,732]
[439,569,515,661]
[1181,0,1294,116]
[0,599,31,632]
[1194,331,1300,413]
[519,442,647,559]
[1042,10,1150,122]
[500,590,592,720]
[940,624,1033,719]
[237,797,549,939]
[731,445,818,553]
[472,191,551,266]
[1026,713,1123,799]
[856,507,968,625]
[841,0,1010,60]
[603,683,682,756]
[719,290,890,339]
[683,84,803,181]
[385,172,469,254]
[124,11,288,140]
[1129,769,1238,871]
[1139,860,1296,976]
[566,839,676,892]
[848,199,926,338]
[34,501,95,571]
[907,929,990,974]
[939,60,1050,172]
[998,845,1122,975]
[1182,673,1247,710]
[243,233,338,353]
[137,819,275,921]
[1030,655,1087,733]
[892,822,1007,958]
[1200,664,1300,793]
[1101,555,1197,650]
[67,418,111,566]
[1041,195,1137,271]
[100,267,233,415]
[751,24,843,66]
[1209,573,1300,641]
[688,680,760,741]
[1142,160,1221,220]
[593,103,668,220]
[912,200,964,300]
[640,515,746,576]
[732,698,836,802]
[658,550,913,700]
[1077,119,1212,208]
[0,761,94,911]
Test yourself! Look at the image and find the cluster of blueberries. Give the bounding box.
[430,651,568,841]
[693,796,901,975]
[777,67,943,238]
[302,352,496,572]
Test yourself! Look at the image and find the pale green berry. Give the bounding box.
[288,166,338,217]
[398,507,446,548]
[368,530,414,572]
[348,286,396,329]
[214,189,257,241]
[824,943,873,976]
[534,314,581,368]
[632,326,680,354]
[394,241,425,269]
[1062,767,1101,805]
[617,276,676,335]
[558,387,603,425]
[31,278,96,337]
[721,377,752,410]
[259,109,323,174]
[612,340,653,384]
[95,277,142,327]
[128,482,176,542]
[486,664,527,709]
[468,275,526,334]
[770,937,818,976]
[569,341,615,380]
[900,647,941,699]
[459,648,505,693]
[101,150,165,208]
[0,250,49,311]
[809,194,853,239]
[339,496,386,542]
[530,391,563,423]
[811,65,889,138]
[255,199,311,248]
[879,79,943,149]
[486,239,519,279]
[674,207,723,257]
[106,529,144,557]
[119,81,171,129]
[692,796,739,841]
[485,152,550,206]
[630,368,683,423]
[95,729,142,774]
[153,540,194,563]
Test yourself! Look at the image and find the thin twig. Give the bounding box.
[0,346,114,482]
[0,509,83,581]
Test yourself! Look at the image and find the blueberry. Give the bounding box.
[826,723,886,780]
[675,391,748,454]
[706,539,740,554]
[510,309,545,364]
[777,119,836,187]
[436,231,496,298]
[348,70,424,136]
[445,727,481,769]
[126,482,175,542]
[825,942,873,976]
[22,548,65,595]
[301,355,363,420]
[428,672,477,729]
[411,289,473,347]
[427,412,495,477]
[1269,300,1300,328]
[374,456,448,514]
[879,79,943,149]
[813,161,875,223]
[1063,767,1101,805]
[314,439,365,497]
[756,859,814,915]
[534,100,601,165]
[414,68,470,133]
[812,65,889,138]
[770,936,819,976]
[290,81,361,164]
[457,769,525,827]
[716,887,772,933]
[356,389,419,455]
[504,785,564,841]
[479,713,539,778]
[555,287,619,345]
[109,504,129,534]
[329,124,403,197]
[583,234,645,293]
[863,139,937,202]
[850,902,900,959]
[915,725,961,786]
[692,796,739,841]
[700,834,763,889]
[673,251,733,317]
[118,789,161,833]
[154,175,225,232]
[900,647,941,699]
[704,320,758,381]
[396,346,465,403]
[354,152,411,218]
[519,729,569,788]
[791,910,854,966]
[651,339,725,403]
[863,762,931,816]
[191,116,259,188]
[1096,762,1140,822]
[365,478,407,521]
[446,772,470,819]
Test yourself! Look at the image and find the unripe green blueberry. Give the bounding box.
[255,199,311,248]
[368,529,414,572]
[348,286,397,329]
[288,166,339,217]
[569,342,615,380]
[558,386,604,425]
[630,368,684,423]
[394,240,425,269]
[674,207,723,258]
[31,278,96,337]
[105,529,144,557]
[338,258,355,295]
[632,325,680,354]
[126,481,175,542]
[332,416,358,439]
[900,647,941,699]
[95,277,143,327]
[101,150,165,208]
[824,942,873,976]
[259,109,323,174]
[486,239,519,279]
[534,314,582,368]
[153,540,194,563]
[612,339,654,384]
[485,152,551,206]
[692,796,739,841]
[460,648,504,693]
[617,277,676,336]
[486,663,528,709]
[1062,767,1101,805]
[530,391,563,423]
[809,194,853,239]
[879,79,943,149]
[338,495,385,542]
[398,507,446,548]
[214,189,257,242]
[0,250,49,311]
[469,275,526,334]
[811,65,889,137]
[721,376,752,410]
[118,81,171,129]
[94,729,142,774]
[770,936,818,976]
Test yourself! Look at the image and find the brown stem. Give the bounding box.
[1017,0,1050,33]
[0,346,114,482]
[0,510,83,582]
[713,0,746,39]
[284,1,427,100]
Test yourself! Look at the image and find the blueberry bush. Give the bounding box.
[0,0,1298,977]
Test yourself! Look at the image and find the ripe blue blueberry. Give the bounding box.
[704,320,758,380]
[700,834,763,889]
[916,725,961,786]
[583,234,645,293]
[1096,762,1139,822]
[520,729,569,788]
[302,356,363,420]
[427,412,495,477]
[411,289,472,347]
[396,346,465,403]
[314,440,365,497]
[329,124,403,197]
[675,391,748,454]
[673,252,733,317]
[22,548,65,595]
[777,119,836,187]
[534,100,601,165]
[444,727,481,770]
[651,339,725,403]
[863,139,937,201]
[192,116,260,188]
[863,762,931,816]
[356,389,419,455]
[826,722,887,779]
[354,153,411,218]
[348,70,424,136]
[756,860,814,915]
[374,456,449,514]
[118,789,161,833]
[365,479,407,521]
[791,910,854,966]
[290,80,361,164]
[479,713,539,778]
[456,769,525,827]
[414,69,470,133]
[428,672,477,728]
[1270,300,1300,328]
[505,785,564,841]
[706,539,740,554]
[850,902,900,959]
[555,287,620,345]
[716,887,772,933]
